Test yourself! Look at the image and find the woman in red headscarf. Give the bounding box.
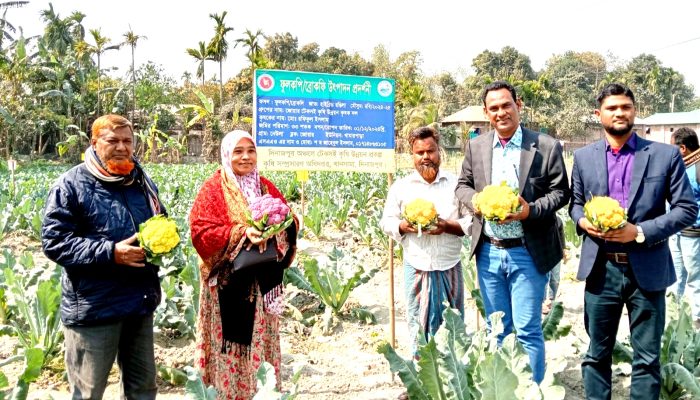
[189,130,297,399]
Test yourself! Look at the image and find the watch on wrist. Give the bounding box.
[635,225,645,243]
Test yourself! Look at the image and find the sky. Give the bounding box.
[5,0,700,96]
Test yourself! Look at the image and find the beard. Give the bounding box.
[604,121,633,137]
[105,158,135,175]
[417,163,439,181]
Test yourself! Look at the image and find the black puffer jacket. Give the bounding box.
[41,163,163,326]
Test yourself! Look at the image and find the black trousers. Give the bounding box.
[582,260,665,400]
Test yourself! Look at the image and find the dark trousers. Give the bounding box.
[64,314,157,400]
[582,260,665,400]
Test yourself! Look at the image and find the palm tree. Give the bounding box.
[88,28,121,115]
[68,11,85,40]
[38,6,85,54]
[400,103,442,150]
[206,11,234,105]
[235,28,264,66]
[123,27,146,118]
[73,39,91,67]
[186,41,210,87]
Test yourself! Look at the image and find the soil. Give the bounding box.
[0,233,634,400]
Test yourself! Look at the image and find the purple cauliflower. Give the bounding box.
[249,194,290,226]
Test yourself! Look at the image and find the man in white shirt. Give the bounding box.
[380,126,471,355]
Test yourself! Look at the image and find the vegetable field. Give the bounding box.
[1,162,699,399]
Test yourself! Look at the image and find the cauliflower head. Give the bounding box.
[247,194,294,238]
[473,181,520,221]
[138,215,180,255]
[403,198,438,229]
[249,194,291,225]
[584,196,627,232]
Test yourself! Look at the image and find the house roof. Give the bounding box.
[640,109,700,125]
[440,106,489,125]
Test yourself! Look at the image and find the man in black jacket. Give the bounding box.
[455,81,570,383]
[42,114,164,400]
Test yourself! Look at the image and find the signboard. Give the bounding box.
[253,69,395,172]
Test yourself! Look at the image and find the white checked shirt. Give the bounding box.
[380,169,472,271]
[484,126,525,239]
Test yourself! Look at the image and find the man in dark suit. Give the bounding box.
[569,83,698,399]
[455,81,570,383]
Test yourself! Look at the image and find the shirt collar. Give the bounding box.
[492,125,523,149]
[606,132,637,152]
[409,168,447,184]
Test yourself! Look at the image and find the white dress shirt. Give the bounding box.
[380,169,472,271]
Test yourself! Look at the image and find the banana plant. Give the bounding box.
[54,125,88,159]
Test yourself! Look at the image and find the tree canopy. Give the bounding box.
[0,6,698,159]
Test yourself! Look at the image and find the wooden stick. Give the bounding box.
[300,178,306,231]
[387,173,396,349]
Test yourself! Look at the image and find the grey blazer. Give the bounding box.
[455,127,571,273]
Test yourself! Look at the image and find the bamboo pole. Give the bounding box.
[387,173,396,349]
[296,170,309,231]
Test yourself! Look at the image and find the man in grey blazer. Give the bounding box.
[455,81,570,383]
[569,83,697,399]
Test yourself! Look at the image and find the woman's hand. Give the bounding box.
[245,226,269,252]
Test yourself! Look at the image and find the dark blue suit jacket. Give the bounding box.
[569,134,698,291]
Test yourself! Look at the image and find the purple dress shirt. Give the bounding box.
[607,134,637,208]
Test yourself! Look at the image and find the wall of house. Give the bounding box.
[645,124,700,144]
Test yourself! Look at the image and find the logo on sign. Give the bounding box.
[257,74,275,91]
[377,80,393,97]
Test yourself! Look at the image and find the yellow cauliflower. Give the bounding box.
[473,181,520,221]
[138,215,181,256]
[584,196,627,232]
[403,198,438,233]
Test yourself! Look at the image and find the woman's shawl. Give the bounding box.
[189,168,288,282]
